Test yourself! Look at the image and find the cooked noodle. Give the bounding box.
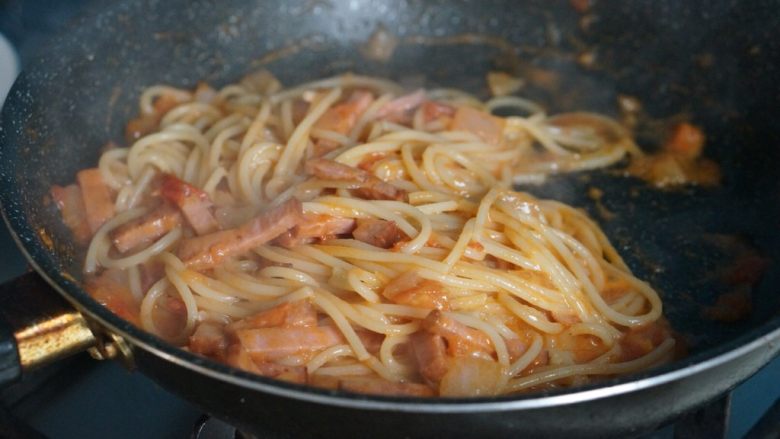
[56,72,674,397]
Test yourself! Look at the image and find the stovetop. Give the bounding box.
[0,2,778,438]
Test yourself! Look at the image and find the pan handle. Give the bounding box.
[0,271,97,387]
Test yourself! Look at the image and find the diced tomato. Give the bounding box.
[664,122,705,159]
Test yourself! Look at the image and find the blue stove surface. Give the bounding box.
[0,2,778,437]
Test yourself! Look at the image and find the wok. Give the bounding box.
[0,0,779,437]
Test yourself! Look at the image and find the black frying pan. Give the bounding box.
[0,0,779,437]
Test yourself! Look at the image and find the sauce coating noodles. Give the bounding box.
[53,72,675,397]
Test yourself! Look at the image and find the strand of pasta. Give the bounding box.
[83,73,672,396]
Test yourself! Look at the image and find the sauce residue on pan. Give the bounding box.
[626,122,721,188]
[701,235,770,323]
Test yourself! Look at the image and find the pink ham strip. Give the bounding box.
[50,184,92,243]
[225,343,308,384]
[383,271,450,311]
[355,329,384,355]
[76,168,115,233]
[110,203,183,253]
[422,310,493,357]
[352,218,407,249]
[177,198,304,270]
[305,158,406,201]
[421,100,456,122]
[160,174,219,235]
[411,332,449,384]
[235,325,344,362]
[189,322,228,358]
[229,300,317,331]
[274,213,356,248]
[313,90,375,155]
[376,89,426,124]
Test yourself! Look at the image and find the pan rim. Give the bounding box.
[0,0,778,413]
[0,168,778,413]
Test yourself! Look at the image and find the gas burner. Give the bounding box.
[189,395,780,439]
[191,415,286,439]
[191,415,243,439]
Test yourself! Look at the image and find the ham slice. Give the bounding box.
[50,184,92,243]
[226,344,264,374]
[421,310,493,357]
[305,158,406,201]
[76,168,115,233]
[421,100,456,123]
[125,93,185,142]
[254,362,307,384]
[139,260,165,293]
[383,271,450,311]
[177,198,303,270]
[438,356,503,397]
[110,203,182,253]
[235,325,344,362]
[229,300,317,331]
[225,344,307,384]
[338,376,434,397]
[189,322,228,358]
[160,174,219,235]
[84,268,140,325]
[355,329,385,355]
[376,89,426,124]
[411,332,449,384]
[313,90,375,155]
[274,214,356,248]
[352,218,407,249]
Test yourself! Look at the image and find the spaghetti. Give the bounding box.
[51,72,675,397]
